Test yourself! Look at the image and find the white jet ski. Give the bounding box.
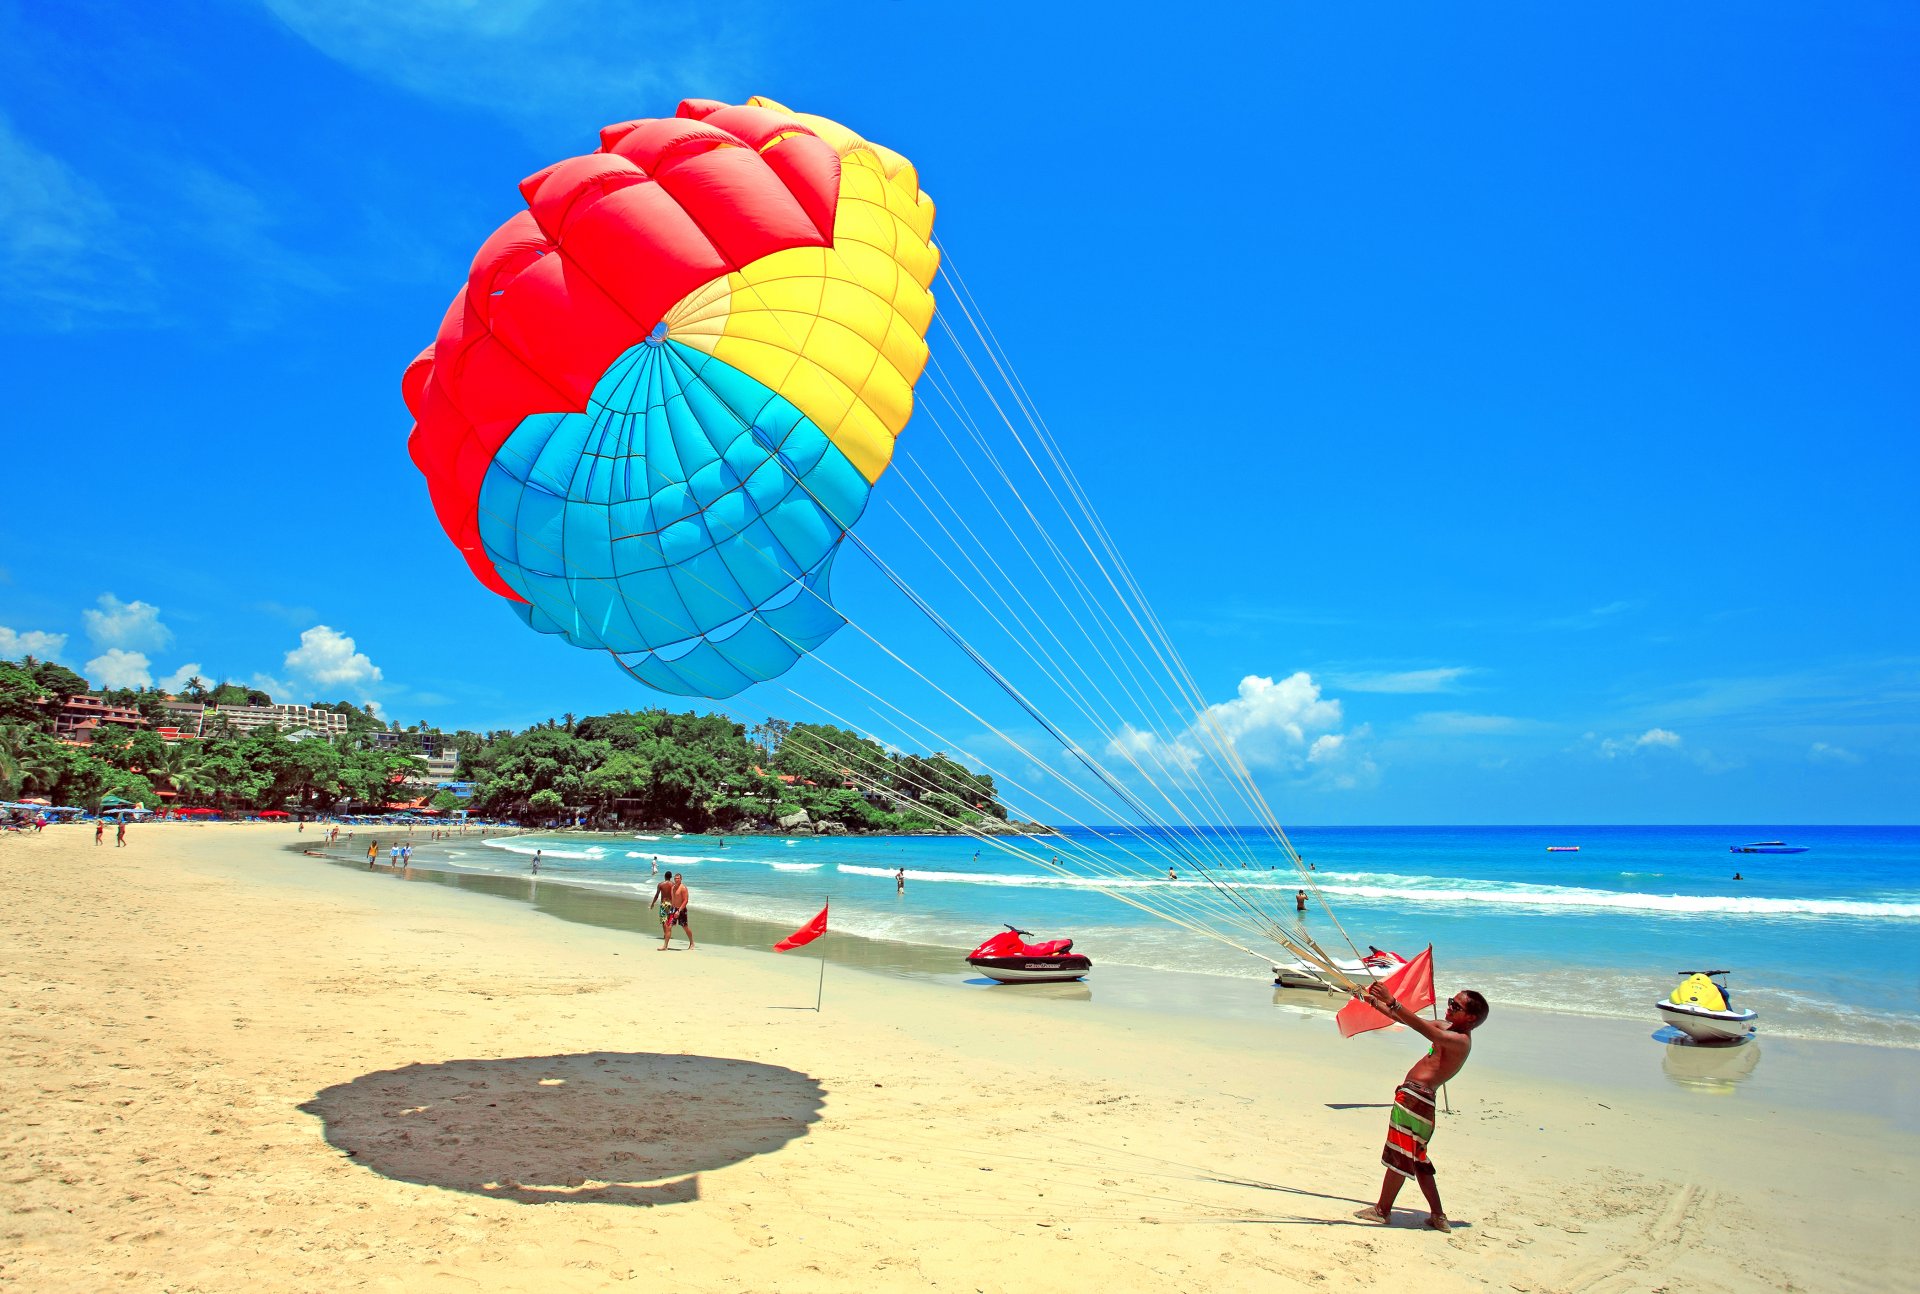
[1656,969,1758,1043]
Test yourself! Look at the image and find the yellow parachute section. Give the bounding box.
[664,97,939,486]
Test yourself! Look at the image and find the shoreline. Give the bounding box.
[5,823,1915,1290]
[316,832,1920,1055]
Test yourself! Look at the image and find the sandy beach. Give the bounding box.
[3,823,1914,1292]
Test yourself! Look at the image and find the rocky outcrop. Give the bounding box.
[776,809,812,831]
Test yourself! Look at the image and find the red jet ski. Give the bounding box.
[966,926,1092,983]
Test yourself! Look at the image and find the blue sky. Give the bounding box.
[2,1,1914,824]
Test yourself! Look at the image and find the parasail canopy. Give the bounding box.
[405,97,938,697]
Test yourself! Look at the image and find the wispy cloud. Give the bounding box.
[1591,727,1682,758]
[262,0,765,135]
[1327,666,1472,694]
[1407,710,1527,735]
[1809,741,1862,765]
[1539,600,1637,631]
[0,112,160,330]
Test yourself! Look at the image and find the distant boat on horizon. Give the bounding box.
[1546,845,1580,852]
[1731,841,1808,854]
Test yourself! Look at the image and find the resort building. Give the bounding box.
[157,701,352,740]
[368,729,462,783]
[48,695,150,745]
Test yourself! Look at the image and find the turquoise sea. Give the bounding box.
[427,824,1920,1049]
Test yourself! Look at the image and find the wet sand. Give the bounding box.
[3,822,1914,1291]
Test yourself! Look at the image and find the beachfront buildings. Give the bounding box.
[367,729,461,783]
[47,694,149,744]
[158,701,352,740]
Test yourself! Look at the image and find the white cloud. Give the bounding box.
[0,626,68,660]
[157,663,204,693]
[1809,741,1862,765]
[85,649,152,689]
[284,626,383,696]
[1109,671,1373,786]
[1595,727,1684,759]
[1329,666,1472,694]
[83,594,173,651]
[250,672,295,700]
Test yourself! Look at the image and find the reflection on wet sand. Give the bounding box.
[1272,984,1341,1012]
[1658,1031,1762,1094]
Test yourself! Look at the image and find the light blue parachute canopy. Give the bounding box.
[476,330,870,698]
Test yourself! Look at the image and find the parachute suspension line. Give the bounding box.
[901,387,1270,870]
[875,466,1267,872]
[930,249,1366,961]
[917,358,1243,811]
[777,679,1315,961]
[773,725,1295,970]
[918,355,1291,878]
[773,706,1339,976]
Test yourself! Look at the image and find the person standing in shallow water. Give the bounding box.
[896,867,905,895]
[1354,984,1490,1232]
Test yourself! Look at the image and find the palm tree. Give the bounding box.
[152,741,210,806]
[0,724,32,797]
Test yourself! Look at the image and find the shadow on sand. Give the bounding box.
[299,1051,824,1206]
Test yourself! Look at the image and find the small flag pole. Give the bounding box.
[814,894,829,1012]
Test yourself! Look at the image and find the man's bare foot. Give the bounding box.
[1354,1206,1389,1224]
[1425,1213,1451,1232]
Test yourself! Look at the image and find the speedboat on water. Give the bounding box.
[1656,970,1758,1042]
[1272,946,1407,990]
[1730,841,1807,854]
[967,926,1091,984]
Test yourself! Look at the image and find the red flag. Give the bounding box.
[1336,945,1436,1038]
[774,902,829,952]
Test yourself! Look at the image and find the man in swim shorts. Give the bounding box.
[662,872,694,950]
[651,872,675,944]
[1353,984,1489,1232]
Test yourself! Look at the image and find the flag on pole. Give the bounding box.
[1336,945,1436,1038]
[774,902,829,952]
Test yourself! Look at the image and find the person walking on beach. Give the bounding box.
[115,819,127,847]
[652,872,675,943]
[95,820,105,846]
[1353,983,1489,1232]
[533,849,542,874]
[661,873,694,950]
[368,841,378,868]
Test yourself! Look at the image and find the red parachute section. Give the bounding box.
[402,100,845,599]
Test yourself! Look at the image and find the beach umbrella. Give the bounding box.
[404,97,936,698]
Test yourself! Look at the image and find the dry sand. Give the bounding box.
[3,823,1914,1292]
